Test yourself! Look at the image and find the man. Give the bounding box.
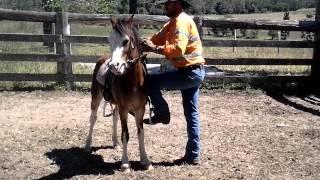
[142,0,205,165]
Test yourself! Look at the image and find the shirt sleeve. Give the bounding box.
[163,20,189,58]
[150,24,167,46]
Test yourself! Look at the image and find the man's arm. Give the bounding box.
[142,21,189,56]
[162,21,189,59]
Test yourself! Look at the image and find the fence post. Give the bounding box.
[233,29,237,53]
[277,30,281,54]
[194,16,203,40]
[311,0,320,92]
[55,11,73,90]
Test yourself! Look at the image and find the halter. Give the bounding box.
[105,21,151,120]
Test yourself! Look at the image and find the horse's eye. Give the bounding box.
[123,39,129,46]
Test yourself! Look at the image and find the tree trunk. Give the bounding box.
[129,0,138,14]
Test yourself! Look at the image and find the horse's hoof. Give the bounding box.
[143,164,153,171]
[121,164,131,173]
[84,139,92,152]
[113,145,121,150]
[84,146,91,152]
[141,161,153,171]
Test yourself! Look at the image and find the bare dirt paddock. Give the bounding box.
[0,90,320,179]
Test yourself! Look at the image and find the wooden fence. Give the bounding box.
[0,5,319,89]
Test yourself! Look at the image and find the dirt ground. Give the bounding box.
[0,90,320,179]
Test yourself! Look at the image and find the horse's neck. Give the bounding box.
[131,59,146,88]
[122,39,145,88]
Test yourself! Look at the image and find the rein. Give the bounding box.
[127,54,147,66]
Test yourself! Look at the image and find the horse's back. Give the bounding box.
[93,55,110,77]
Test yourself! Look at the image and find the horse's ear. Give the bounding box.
[110,16,117,27]
[128,14,134,27]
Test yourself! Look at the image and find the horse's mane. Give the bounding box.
[113,17,143,54]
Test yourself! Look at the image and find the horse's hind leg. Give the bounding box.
[84,89,103,152]
[135,107,153,170]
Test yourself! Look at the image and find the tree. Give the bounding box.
[240,29,247,38]
[246,2,257,13]
[268,30,278,40]
[215,1,233,15]
[0,0,317,15]
[129,0,138,14]
[117,0,129,14]
[188,0,206,14]
[41,0,55,47]
[280,11,290,40]
[94,0,118,14]
[233,0,247,14]
[204,0,216,14]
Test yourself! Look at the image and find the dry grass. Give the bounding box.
[0,91,320,179]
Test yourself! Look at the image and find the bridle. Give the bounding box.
[122,36,147,71]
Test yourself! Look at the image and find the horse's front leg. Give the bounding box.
[135,107,153,170]
[119,109,130,172]
[112,105,121,148]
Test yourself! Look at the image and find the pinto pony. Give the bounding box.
[84,15,152,172]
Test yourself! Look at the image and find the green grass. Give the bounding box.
[205,8,316,20]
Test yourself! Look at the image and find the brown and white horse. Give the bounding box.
[84,15,152,172]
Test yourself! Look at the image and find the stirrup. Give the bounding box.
[103,101,114,117]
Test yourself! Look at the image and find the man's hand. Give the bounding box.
[141,39,163,54]
[141,39,156,52]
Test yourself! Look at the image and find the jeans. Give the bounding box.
[147,66,205,161]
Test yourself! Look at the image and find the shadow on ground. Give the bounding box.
[266,93,320,117]
[39,147,197,179]
[39,147,189,180]
[39,147,118,180]
[250,80,320,117]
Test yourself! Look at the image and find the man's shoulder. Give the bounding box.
[176,12,196,27]
[177,12,193,21]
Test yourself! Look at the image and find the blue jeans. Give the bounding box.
[147,66,205,161]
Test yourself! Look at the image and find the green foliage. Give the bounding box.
[0,0,316,15]
[306,13,313,18]
[116,0,129,14]
[215,1,233,15]
[211,28,234,37]
[280,12,290,40]
[247,30,259,39]
[268,30,278,40]
[240,29,247,38]
[283,11,290,20]
[95,0,118,14]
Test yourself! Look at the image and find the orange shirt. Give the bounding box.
[150,12,205,68]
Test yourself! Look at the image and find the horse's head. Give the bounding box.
[108,15,141,75]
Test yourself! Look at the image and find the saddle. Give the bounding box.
[103,70,114,102]
[96,59,113,102]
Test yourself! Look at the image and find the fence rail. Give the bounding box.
[0,33,316,48]
[0,53,313,65]
[0,8,319,89]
